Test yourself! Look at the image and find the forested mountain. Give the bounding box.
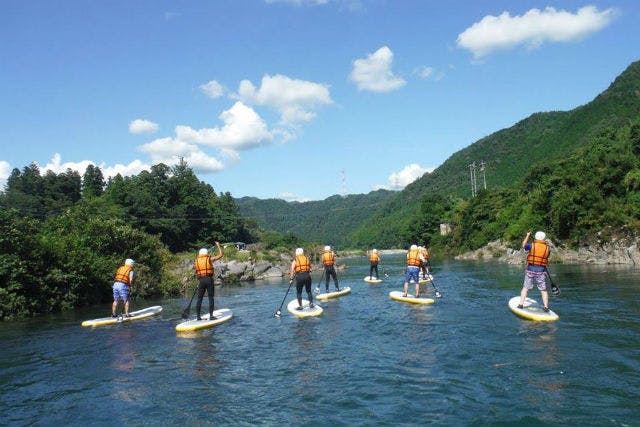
[236,189,395,248]
[351,60,640,247]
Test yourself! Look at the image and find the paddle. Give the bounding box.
[314,270,326,294]
[181,286,198,319]
[381,266,389,278]
[425,273,442,298]
[546,269,561,296]
[275,276,295,318]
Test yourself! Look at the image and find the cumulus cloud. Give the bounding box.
[279,192,311,202]
[175,101,273,150]
[350,46,406,93]
[39,153,150,181]
[139,137,224,173]
[457,6,618,59]
[199,80,225,99]
[0,160,11,191]
[234,74,332,126]
[129,119,159,134]
[374,163,433,191]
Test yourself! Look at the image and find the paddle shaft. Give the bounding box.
[275,275,295,316]
[545,269,561,295]
[181,285,199,319]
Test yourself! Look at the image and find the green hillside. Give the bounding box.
[236,189,395,248]
[351,60,640,247]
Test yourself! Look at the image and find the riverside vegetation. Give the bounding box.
[3,60,640,319]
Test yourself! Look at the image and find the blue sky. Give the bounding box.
[1,0,638,201]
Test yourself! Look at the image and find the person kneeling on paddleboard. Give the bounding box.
[403,245,425,297]
[519,231,551,312]
[290,248,314,310]
[112,258,135,318]
[194,242,224,320]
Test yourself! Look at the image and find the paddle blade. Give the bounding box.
[435,291,442,298]
[181,309,190,319]
[274,310,281,318]
[551,285,560,296]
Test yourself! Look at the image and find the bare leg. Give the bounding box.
[519,287,528,306]
[541,290,549,308]
[415,283,420,297]
[112,300,118,316]
[124,300,130,315]
[403,282,409,296]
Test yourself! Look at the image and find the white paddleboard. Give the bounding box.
[175,308,233,332]
[287,299,323,318]
[417,273,434,284]
[364,276,383,283]
[389,291,435,305]
[81,305,163,327]
[508,296,559,321]
[316,287,351,300]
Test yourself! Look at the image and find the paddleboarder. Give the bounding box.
[403,245,425,297]
[519,231,551,312]
[290,247,314,310]
[367,249,381,279]
[321,245,339,292]
[112,258,135,318]
[194,242,224,320]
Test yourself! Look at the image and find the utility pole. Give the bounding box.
[479,161,487,190]
[469,162,477,197]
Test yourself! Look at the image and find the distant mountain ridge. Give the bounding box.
[236,189,396,247]
[238,60,640,248]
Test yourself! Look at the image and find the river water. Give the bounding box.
[1,255,639,426]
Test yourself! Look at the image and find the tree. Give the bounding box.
[82,164,105,198]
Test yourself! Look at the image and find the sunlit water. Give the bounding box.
[1,255,639,426]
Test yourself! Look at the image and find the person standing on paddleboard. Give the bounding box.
[519,231,551,312]
[322,245,340,292]
[112,258,135,318]
[290,247,314,310]
[419,245,430,278]
[367,249,381,279]
[194,242,224,320]
[403,245,425,297]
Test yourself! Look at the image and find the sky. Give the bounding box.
[1,0,639,201]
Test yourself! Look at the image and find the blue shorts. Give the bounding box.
[113,282,129,301]
[405,266,420,283]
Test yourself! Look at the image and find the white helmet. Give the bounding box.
[295,248,304,255]
[125,258,134,266]
[199,248,208,255]
[324,245,331,251]
[410,244,418,250]
[534,231,546,241]
[372,249,377,253]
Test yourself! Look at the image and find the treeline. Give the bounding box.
[400,121,640,254]
[0,161,257,319]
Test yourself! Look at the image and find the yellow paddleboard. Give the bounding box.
[364,276,383,283]
[287,299,323,318]
[81,306,163,327]
[389,291,435,305]
[508,296,559,321]
[316,287,351,300]
[175,308,233,332]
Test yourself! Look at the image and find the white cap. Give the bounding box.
[125,258,134,266]
[535,231,546,241]
[410,244,418,250]
[324,245,331,251]
[199,248,208,255]
[295,248,304,255]
[372,249,377,253]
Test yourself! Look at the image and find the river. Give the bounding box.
[1,255,639,426]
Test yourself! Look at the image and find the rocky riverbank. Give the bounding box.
[455,235,640,266]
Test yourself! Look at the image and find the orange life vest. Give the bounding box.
[195,255,214,278]
[322,250,335,266]
[369,252,380,263]
[407,249,422,267]
[294,254,311,272]
[527,240,550,267]
[420,248,429,261]
[114,265,133,285]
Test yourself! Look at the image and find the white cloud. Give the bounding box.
[414,66,434,79]
[129,119,159,134]
[175,101,273,150]
[39,153,150,182]
[350,46,406,93]
[199,80,225,99]
[139,137,224,173]
[279,191,311,202]
[0,160,11,191]
[374,163,433,191]
[234,74,332,126]
[457,6,618,59]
